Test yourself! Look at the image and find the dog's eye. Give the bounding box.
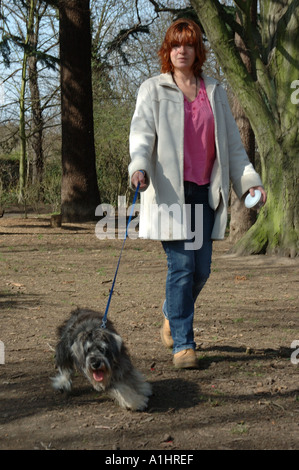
[84,341,93,354]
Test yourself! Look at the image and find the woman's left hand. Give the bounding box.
[249,186,267,206]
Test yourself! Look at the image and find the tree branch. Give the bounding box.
[147,0,179,15]
[233,0,251,15]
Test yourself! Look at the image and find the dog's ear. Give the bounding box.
[110,332,123,353]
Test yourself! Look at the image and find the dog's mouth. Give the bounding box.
[92,368,106,382]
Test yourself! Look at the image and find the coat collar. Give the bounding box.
[158,72,177,88]
[158,72,219,97]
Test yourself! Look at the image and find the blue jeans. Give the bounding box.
[162,182,214,354]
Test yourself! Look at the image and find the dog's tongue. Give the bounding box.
[93,370,104,382]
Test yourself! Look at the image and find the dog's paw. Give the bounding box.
[123,391,151,412]
[132,382,152,410]
[51,373,72,392]
[142,381,153,398]
[134,397,150,412]
[128,394,151,412]
[108,384,151,411]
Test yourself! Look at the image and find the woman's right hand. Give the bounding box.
[131,170,148,190]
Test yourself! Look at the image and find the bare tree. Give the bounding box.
[0,0,59,204]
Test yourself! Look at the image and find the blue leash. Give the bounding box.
[101,182,140,329]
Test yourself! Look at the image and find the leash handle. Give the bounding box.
[101,182,140,328]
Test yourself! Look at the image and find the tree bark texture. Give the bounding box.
[28,3,44,187]
[190,0,299,256]
[229,95,257,243]
[229,3,256,243]
[59,0,100,222]
[19,0,36,203]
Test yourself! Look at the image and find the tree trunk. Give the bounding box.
[18,0,36,203]
[190,0,299,256]
[19,49,27,204]
[229,95,256,243]
[229,3,257,244]
[28,3,44,188]
[59,0,100,222]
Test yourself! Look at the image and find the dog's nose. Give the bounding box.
[90,357,103,370]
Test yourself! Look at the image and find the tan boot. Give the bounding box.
[173,349,198,369]
[160,318,173,349]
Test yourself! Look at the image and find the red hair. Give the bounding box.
[158,18,207,76]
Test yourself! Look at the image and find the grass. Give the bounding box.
[231,422,249,435]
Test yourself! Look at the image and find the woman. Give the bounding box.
[129,19,266,369]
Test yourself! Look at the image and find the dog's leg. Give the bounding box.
[52,338,74,392]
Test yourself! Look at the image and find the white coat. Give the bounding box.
[128,73,263,240]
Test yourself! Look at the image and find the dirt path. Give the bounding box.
[0,215,298,450]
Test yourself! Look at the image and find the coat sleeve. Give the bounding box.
[128,82,157,189]
[219,86,263,198]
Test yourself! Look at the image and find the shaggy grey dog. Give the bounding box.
[52,308,152,411]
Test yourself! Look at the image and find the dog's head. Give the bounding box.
[71,326,123,390]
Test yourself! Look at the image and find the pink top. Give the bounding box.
[183,77,216,185]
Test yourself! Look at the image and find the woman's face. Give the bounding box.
[170,43,196,73]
